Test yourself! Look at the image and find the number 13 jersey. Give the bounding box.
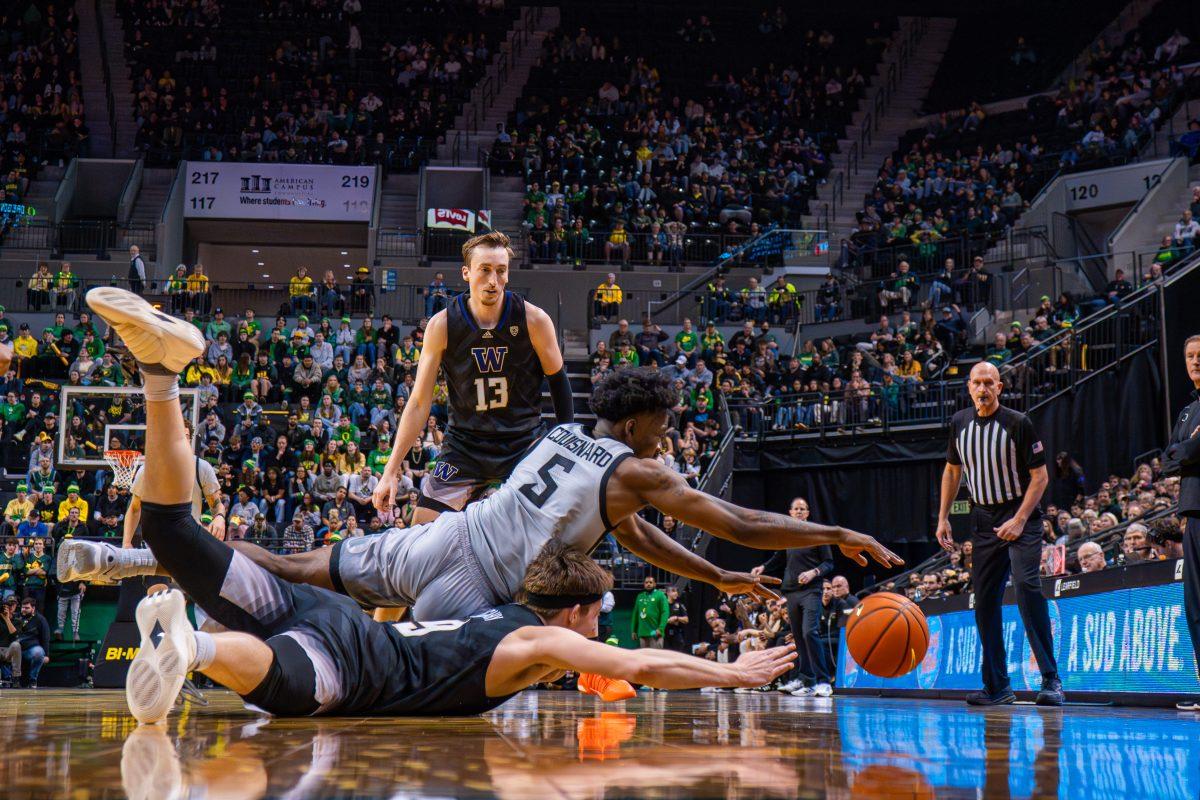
[466,423,633,601]
[443,291,546,459]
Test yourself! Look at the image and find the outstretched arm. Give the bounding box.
[374,313,446,512]
[618,459,903,568]
[612,515,781,602]
[487,626,796,695]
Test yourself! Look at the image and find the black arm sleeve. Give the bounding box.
[546,368,575,424]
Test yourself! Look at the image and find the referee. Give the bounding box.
[936,362,1063,706]
[1162,334,1200,712]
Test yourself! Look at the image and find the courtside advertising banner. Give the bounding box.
[837,561,1200,695]
[183,162,375,221]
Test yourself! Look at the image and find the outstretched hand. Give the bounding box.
[839,529,905,568]
[733,644,797,688]
[372,474,398,514]
[715,570,782,602]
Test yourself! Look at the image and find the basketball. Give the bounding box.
[845,592,930,678]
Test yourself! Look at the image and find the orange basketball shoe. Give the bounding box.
[576,672,637,702]
[577,713,637,760]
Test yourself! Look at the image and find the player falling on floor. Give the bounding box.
[61,289,902,700]
[373,229,574,524]
[62,286,799,722]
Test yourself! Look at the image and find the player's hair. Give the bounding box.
[1185,334,1200,350]
[517,540,612,618]
[461,230,514,267]
[589,368,678,422]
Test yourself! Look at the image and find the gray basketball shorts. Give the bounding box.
[329,512,506,621]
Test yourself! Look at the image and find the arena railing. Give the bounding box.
[728,379,972,444]
[0,219,158,261]
[841,225,1053,280]
[677,392,742,567]
[4,274,475,325]
[451,6,543,165]
[725,253,1187,447]
[374,229,420,259]
[828,17,929,218]
[523,230,754,273]
[600,286,850,332]
[93,0,118,159]
[990,250,1199,414]
[642,227,830,328]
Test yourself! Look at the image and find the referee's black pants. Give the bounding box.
[970,504,1058,694]
[1184,516,1200,676]
[785,588,830,685]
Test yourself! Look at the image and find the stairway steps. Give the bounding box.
[807,17,957,243]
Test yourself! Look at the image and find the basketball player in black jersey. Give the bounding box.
[373,230,574,524]
[82,286,798,723]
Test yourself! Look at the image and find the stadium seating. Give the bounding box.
[492,5,893,266]
[845,41,1200,280]
[116,0,515,169]
[0,0,87,186]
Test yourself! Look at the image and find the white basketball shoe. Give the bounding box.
[126,587,196,725]
[85,287,204,374]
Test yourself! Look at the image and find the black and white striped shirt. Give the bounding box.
[947,406,1045,507]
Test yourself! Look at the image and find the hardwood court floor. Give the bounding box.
[0,688,1197,799]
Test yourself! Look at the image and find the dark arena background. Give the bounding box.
[1,0,1200,796]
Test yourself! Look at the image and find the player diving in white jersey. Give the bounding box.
[62,369,903,625]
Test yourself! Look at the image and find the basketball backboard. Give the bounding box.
[57,385,201,469]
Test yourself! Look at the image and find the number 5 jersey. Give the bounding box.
[466,423,633,600]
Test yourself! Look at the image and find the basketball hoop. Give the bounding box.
[104,449,144,489]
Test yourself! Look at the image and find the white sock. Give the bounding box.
[108,546,159,577]
[191,630,216,672]
[141,372,180,402]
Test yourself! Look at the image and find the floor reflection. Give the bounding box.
[0,689,1196,799]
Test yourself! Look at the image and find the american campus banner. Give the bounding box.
[837,559,1200,695]
[183,162,376,221]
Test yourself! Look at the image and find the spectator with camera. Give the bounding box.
[15,596,49,688]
